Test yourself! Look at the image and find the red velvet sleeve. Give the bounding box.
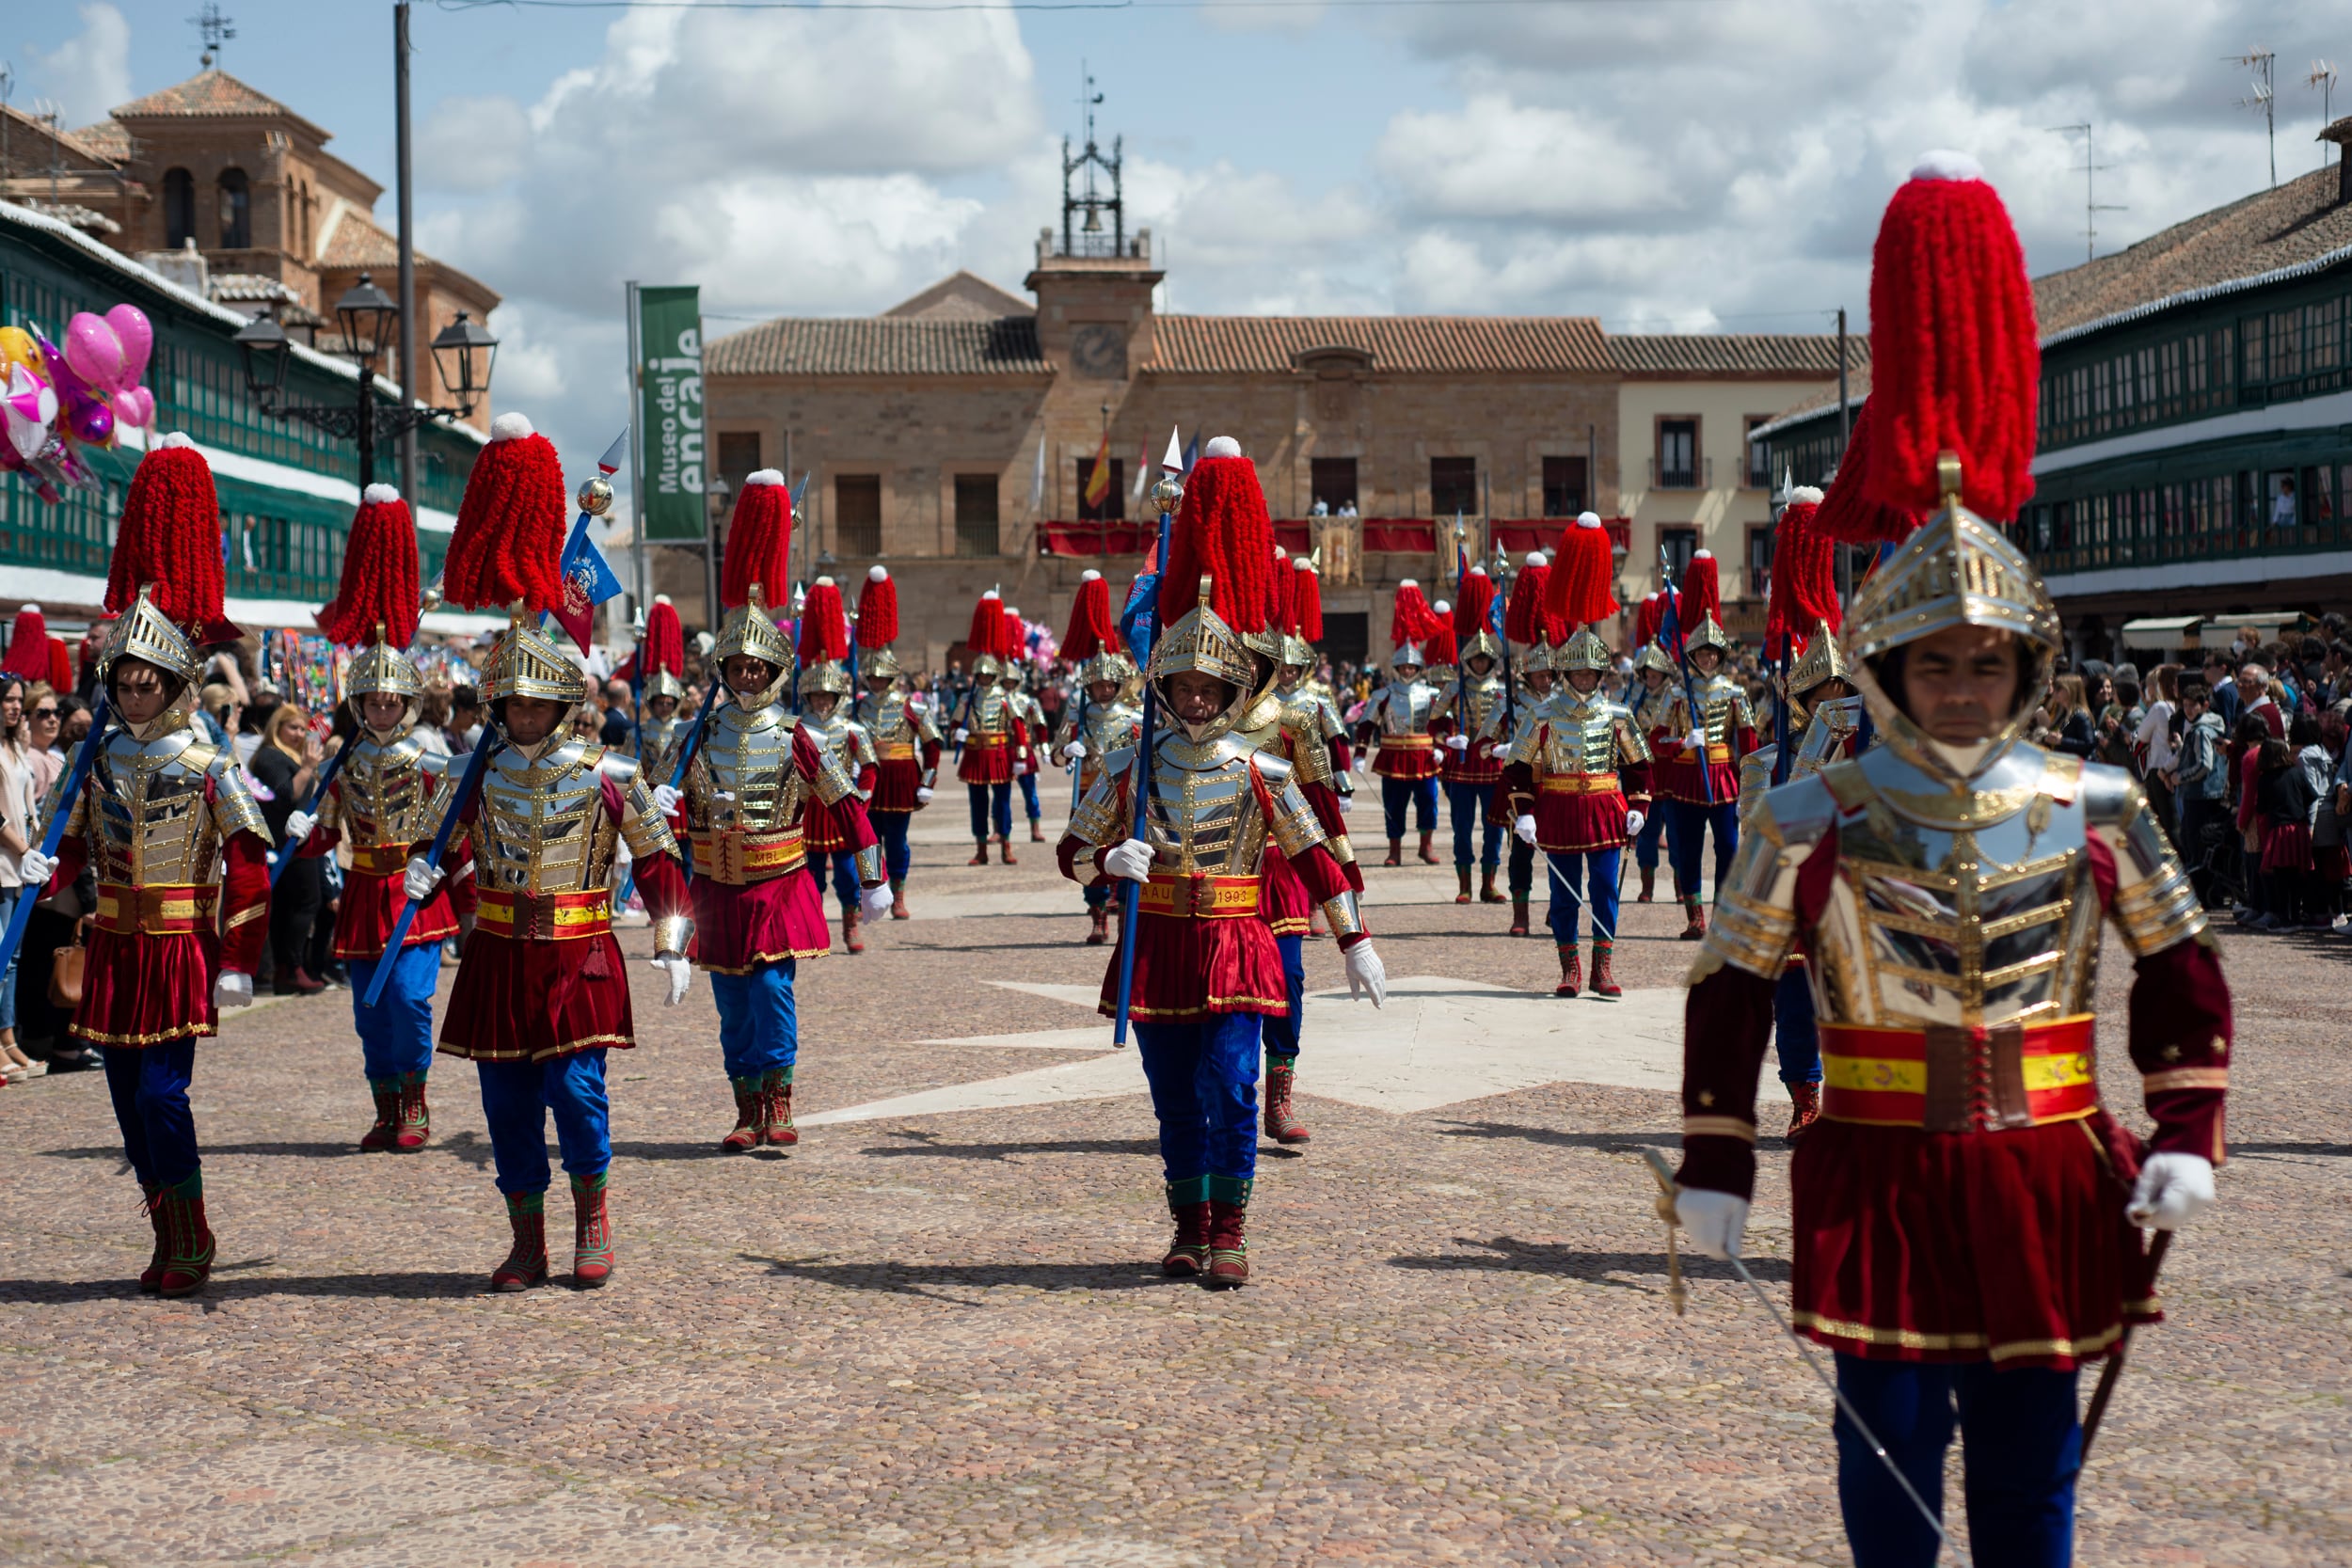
[1286,841,1368,948]
[1329,737,1353,773]
[50,835,87,895]
[921,737,943,772]
[218,833,271,974]
[298,776,341,859]
[795,724,879,856]
[1675,963,1777,1198]
[2127,937,2233,1164]
[1057,771,1129,885]
[1503,758,1536,813]
[1621,759,1652,801]
[633,847,690,928]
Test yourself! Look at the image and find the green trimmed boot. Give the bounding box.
[1589,937,1622,1000]
[569,1171,614,1288]
[491,1191,548,1292]
[1162,1178,1211,1276]
[393,1071,432,1152]
[721,1075,765,1152]
[1205,1177,1252,1289]
[358,1078,401,1152]
[154,1172,215,1299]
[761,1069,798,1147]
[137,1180,166,1293]
[1263,1054,1311,1144]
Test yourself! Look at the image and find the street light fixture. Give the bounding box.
[332,272,399,362]
[430,311,497,406]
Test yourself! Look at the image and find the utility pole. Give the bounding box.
[1836,307,1852,604]
[394,1,419,506]
[2230,47,2279,187]
[2046,121,2125,263]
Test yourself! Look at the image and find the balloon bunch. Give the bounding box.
[0,304,158,502]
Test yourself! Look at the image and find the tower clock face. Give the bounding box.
[1070,323,1127,381]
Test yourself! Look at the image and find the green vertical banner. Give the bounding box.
[636,285,706,542]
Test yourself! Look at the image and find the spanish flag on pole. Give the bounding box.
[1083,429,1113,510]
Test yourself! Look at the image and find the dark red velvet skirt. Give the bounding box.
[1654,754,1740,805]
[1788,1113,2158,1370]
[804,795,861,854]
[871,757,927,813]
[2262,822,2314,873]
[691,872,830,973]
[958,743,1014,785]
[1373,746,1440,781]
[1534,790,1630,853]
[1262,849,1312,936]
[1094,911,1288,1021]
[333,864,458,960]
[1440,753,1503,786]
[72,927,217,1048]
[439,929,635,1062]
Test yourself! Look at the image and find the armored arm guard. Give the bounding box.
[1058,751,1135,883]
[1256,758,1364,940]
[1614,708,1654,799]
[598,750,691,954]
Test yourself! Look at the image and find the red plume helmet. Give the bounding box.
[1504,553,1551,645]
[1548,512,1620,626]
[720,469,794,610]
[1159,451,1275,636]
[317,483,422,648]
[1635,591,1663,649]
[1002,604,1027,666]
[105,434,236,640]
[1684,551,1723,626]
[857,564,899,647]
[644,595,685,678]
[1292,558,1324,642]
[1454,567,1497,644]
[440,414,566,613]
[1815,396,1922,546]
[1273,547,1297,634]
[1062,570,1120,662]
[1422,614,1457,667]
[1,605,70,689]
[797,578,850,664]
[1391,579,1438,648]
[965,590,1007,658]
[1763,486,1841,657]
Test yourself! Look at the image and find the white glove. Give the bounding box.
[1514,814,1538,845]
[651,952,693,1007]
[1625,808,1646,837]
[2128,1151,2216,1230]
[18,847,56,887]
[914,786,934,803]
[1343,939,1387,1008]
[213,970,254,1010]
[1351,754,1370,775]
[954,727,971,744]
[282,809,316,846]
[1103,837,1154,882]
[1062,740,1089,761]
[859,882,893,921]
[652,783,681,815]
[1445,734,1470,752]
[404,856,445,903]
[1686,731,1708,752]
[1676,1188,1750,1260]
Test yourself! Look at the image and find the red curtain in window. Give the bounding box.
[1039,521,1152,557]
[1360,519,1438,552]
[1272,521,1314,554]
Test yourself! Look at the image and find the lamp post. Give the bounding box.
[233,271,497,488]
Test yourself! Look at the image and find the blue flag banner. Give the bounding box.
[551,511,626,654]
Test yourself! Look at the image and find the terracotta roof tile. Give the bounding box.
[1144,314,1610,374]
[68,119,132,163]
[707,317,1052,377]
[1610,333,1862,375]
[111,70,309,126]
[318,211,399,269]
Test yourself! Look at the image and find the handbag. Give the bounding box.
[47,917,90,1008]
[2316,793,2344,849]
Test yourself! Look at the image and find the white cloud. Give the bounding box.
[26,2,131,129]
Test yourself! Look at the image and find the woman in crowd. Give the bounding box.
[250,703,329,995]
[0,676,41,1083]
[2040,673,2097,758]
[2253,734,2320,930]
[2137,665,2182,845]
[2233,711,2278,925]
[10,687,95,1072]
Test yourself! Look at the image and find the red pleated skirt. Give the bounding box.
[871,757,926,812]
[1094,911,1288,1021]
[1262,847,1312,936]
[958,743,1014,785]
[72,927,217,1048]
[690,871,831,973]
[438,929,635,1062]
[2262,822,2314,873]
[333,864,458,960]
[1533,790,1629,853]
[1654,754,1740,805]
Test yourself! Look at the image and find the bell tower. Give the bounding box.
[1026,72,1161,385]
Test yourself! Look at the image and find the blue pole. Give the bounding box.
[0,693,111,981]
[361,725,500,1008]
[267,739,351,889]
[1111,512,1174,1049]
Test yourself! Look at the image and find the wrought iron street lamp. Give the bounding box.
[234,270,498,487]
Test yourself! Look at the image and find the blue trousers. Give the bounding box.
[1545,847,1622,944]
[1084,878,1112,912]
[807,849,860,912]
[0,886,18,1033]
[1632,800,1667,870]
[474,1050,610,1196]
[349,942,440,1082]
[711,962,799,1080]
[1835,1354,2081,1568]
[1017,770,1041,821]
[1135,1012,1262,1189]
[1261,933,1306,1059]
[968,781,1011,840]
[1666,796,1740,900]
[103,1039,200,1188]
[1381,775,1438,838]
[1445,778,1504,870]
[1774,968,1822,1085]
[873,810,913,882]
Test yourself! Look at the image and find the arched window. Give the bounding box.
[164,167,196,248]
[217,168,250,249]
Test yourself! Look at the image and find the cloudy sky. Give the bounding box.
[11,0,2345,499]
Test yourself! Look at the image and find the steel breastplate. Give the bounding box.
[1379,682,1435,735]
[1538,693,1630,774]
[1790,695,1866,780]
[637,716,687,782]
[1082,702,1140,759]
[341,730,449,847]
[1449,675,1504,739]
[968,688,1013,738]
[478,736,617,895]
[87,721,244,886]
[1693,673,1742,745]
[1634,689,1678,733]
[1143,736,1269,877]
[858,694,909,745]
[691,703,805,832]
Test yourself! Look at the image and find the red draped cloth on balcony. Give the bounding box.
[1039,520,1153,557]
[1491,518,1632,555]
[1360,519,1438,553]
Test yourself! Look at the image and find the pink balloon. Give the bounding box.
[63,313,124,394]
[67,396,113,447]
[103,304,152,387]
[112,386,154,428]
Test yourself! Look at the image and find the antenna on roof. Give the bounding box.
[2228,47,2279,187]
[192,3,236,70]
[2312,61,2341,166]
[2045,122,2125,264]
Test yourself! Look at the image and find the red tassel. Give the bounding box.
[1866,156,2040,520]
[1159,455,1275,633]
[106,440,230,634]
[442,425,566,613]
[1454,567,1497,647]
[719,474,794,610]
[1423,618,1457,666]
[317,487,421,648]
[1063,572,1119,661]
[797,578,849,664]
[1003,605,1027,666]
[1684,552,1722,628]
[1547,517,1619,626]
[1274,552,1298,636]
[965,592,1006,658]
[1293,561,1324,643]
[1634,592,1662,649]
[1503,558,1550,645]
[644,597,685,676]
[1815,398,1924,546]
[1391,580,1437,647]
[857,565,900,647]
[2,606,50,680]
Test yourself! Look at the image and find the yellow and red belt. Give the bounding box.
[1380,734,1435,750]
[350,842,417,875]
[1540,772,1621,796]
[94,882,217,936]
[964,733,1011,749]
[475,887,612,942]
[1137,872,1262,919]
[689,825,807,885]
[877,741,918,762]
[1820,1017,2097,1132]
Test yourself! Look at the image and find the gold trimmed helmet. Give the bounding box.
[344,628,424,726]
[1553,626,1613,674]
[483,615,587,714]
[97,584,199,689]
[1148,573,1276,742]
[714,583,795,669]
[797,658,852,698]
[1686,613,1735,656]
[1280,634,1316,670]
[1633,640,1678,677]
[1787,619,1852,701]
[864,647,903,682]
[1459,629,1505,669]
[1389,641,1425,672]
[644,667,687,702]
[1076,650,1135,689]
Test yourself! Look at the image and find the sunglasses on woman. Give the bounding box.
[31,707,57,720]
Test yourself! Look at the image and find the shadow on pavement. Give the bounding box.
[858,1131,1161,1162]
[612,1140,755,1162]
[38,1141,360,1161]
[1435,1121,1677,1152]
[0,1268,487,1303]
[741,1252,1188,1304]
[1388,1235,1793,1285]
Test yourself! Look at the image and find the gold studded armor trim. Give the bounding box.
[54,714,272,890]
[97,586,200,688]
[715,585,795,667]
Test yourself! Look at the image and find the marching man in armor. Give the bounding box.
[23,436,272,1299]
[791,579,882,955]
[1059,441,1386,1286]
[1673,158,2230,1567]
[409,416,694,1292]
[851,566,937,919]
[955,590,1022,865]
[286,485,469,1154]
[1656,551,1754,940]
[1355,580,1444,866]
[1002,626,1051,844]
[1434,568,1510,906]
[630,594,691,789]
[1629,635,1679,904]
[1057,571,1142,946]
[673,473,889,1152]
[1488,552,1558,937]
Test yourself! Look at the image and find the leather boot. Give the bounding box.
[153,1172,215,1299]
[968,839,990,865]
[721,1076,764,1151]
[1162,1185,1211,1276]
[1205,1190,1250,1288]
[1787,1081,1823,1142]
[1589,938,1622,1000]
[762,1071,799,1147]
[569,1170,614,1288]
[1382,838,1403,867]
[842,907,864,954]
[1680,896,1708,941]
[1087,907,1110,945]
[1554,943,1581,998]
[889,879,910,920]
[1263,1055,1311,1145]
[1480,868,1506,904]
[491,1191,549,1292]
[358,1079,400,1152]
[393,1071,431,1152]
[1509,898,1531,937]
[1029,819,1046,843]
[1417,830,1440,865]
[997,835,1018,865]
[1638,865,1656,903]
[138,1180,166,1293]
[1454,867,1472,905]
